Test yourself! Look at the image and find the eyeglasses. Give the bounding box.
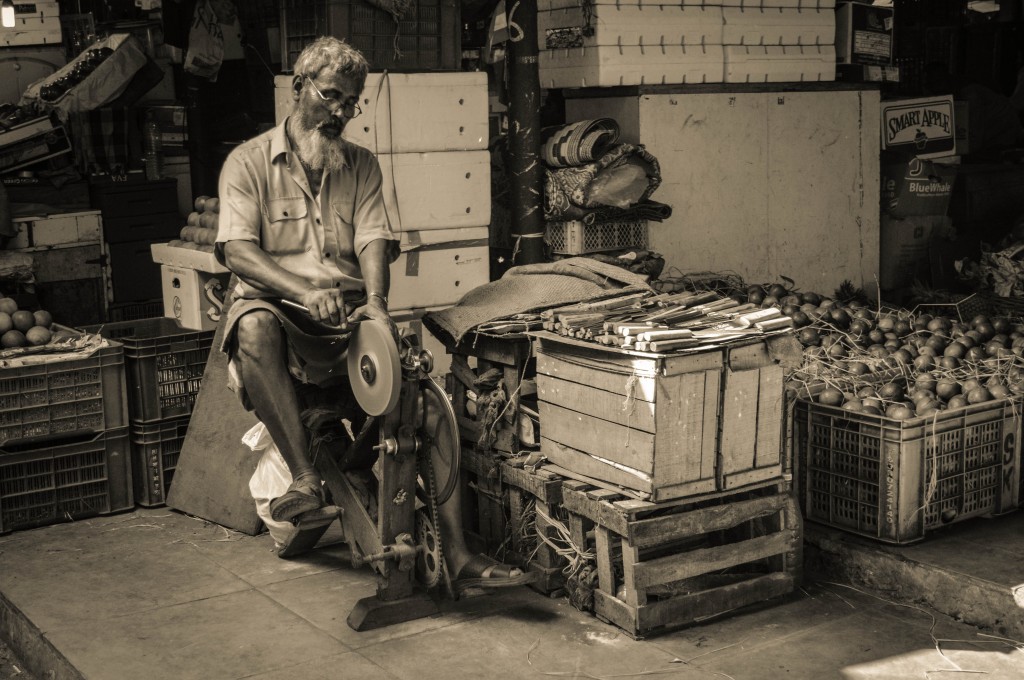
[304,76,362,118]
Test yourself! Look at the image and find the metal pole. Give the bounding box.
[505,0,545,265]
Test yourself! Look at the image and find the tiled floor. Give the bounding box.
[1,509,1022,680]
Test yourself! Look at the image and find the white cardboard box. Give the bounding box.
[275,72,488,153]
[161,265,230,331]
[9,210,102,250]
[390,227,490,311]
[724,45,835,83]
[540,44,725,88]
[538,5,724,49]
[0,24,62,47]
[722,7,835,46]
[378,151,491,232]
[151,242,229,274]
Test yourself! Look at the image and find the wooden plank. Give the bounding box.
[538,374,657,432]
[720,368,760,476]
[533,500,561,569]
[620,540,646,607]
[651,478,718,503]
[661,348,724,376]
[543,463,652,501]
[628,493,789,549]
[595,526,616,596]
[594,572,795,637]
[536,350,658,402]
[508,487,526,556]
[541,438,653,495]
[536,334,664,373]
[540,403,655,474]
[561,485,631,537]
[451,334,529,366]
[612,499,659,514]
[724,465,783,490]
[166,295,261,534]
[503,364,520,426]
[500,463,563,504]
[631,530,799,589]
[727,341,772,371]
[755,365,784,468]
[587,488,624,502]
[653,370,711,486]
[568,512,588,554]
[701,369,721,483]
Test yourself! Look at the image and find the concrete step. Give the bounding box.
[805,510,1024,639]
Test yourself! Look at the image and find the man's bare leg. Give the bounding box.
[235,310,323,519]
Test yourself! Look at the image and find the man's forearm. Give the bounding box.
[223,240,314,302]
[357,239,392,302]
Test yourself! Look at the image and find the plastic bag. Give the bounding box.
[244,422,299,547]
[184,0,225,81]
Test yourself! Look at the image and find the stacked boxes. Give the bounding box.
[538,0,836,89]
[0,333,133,533]
[82,318,215,506]
[0,0,62,46]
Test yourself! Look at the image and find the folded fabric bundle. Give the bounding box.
[542,118,620,168]
[545,143,664,222]
[568,199,673,226]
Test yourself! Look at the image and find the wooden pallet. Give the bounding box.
[459,445,508,557]
[560,478,802,639]
[501,461,568,595]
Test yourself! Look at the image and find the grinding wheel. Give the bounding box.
[347,319,401,416]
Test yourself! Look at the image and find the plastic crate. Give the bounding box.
[280,0,459,72]
[545,220,648,255]
[794,396,1022,544]
[107,299,165,323]
[0,428,134,534]
[81,318,214,422]
[0,337,128,446]
[130,415,190,507]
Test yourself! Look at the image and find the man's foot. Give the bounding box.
[451,554,536,594]
[269,475,325,522]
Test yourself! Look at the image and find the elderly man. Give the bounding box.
[216,37,525,588]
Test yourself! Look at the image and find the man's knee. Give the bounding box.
[236,310,283,362]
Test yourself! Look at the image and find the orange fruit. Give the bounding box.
[11,310,34,333]
[1,330,25,348]
[25,326,52,346]
[32,310,53,329]
[0,312,11,335]
[0,298,16,315]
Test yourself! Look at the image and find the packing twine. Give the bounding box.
[621,369,639,447]
[485,340,534,444]
[533,504,598,612]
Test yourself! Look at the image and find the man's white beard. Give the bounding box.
[293,120,347,172]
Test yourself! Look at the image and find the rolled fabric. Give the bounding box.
[542,118,620,168]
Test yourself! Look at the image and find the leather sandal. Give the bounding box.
[269,476,325,522]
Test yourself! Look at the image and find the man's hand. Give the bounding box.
[300,287,347,329]
[348,295,398,343]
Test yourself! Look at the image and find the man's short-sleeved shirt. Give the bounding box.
[215,118,398,299]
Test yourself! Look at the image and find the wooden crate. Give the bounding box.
[447,333,534,454]
[561,479,802,639]
[501,461,568,595]
[536,333,788,502]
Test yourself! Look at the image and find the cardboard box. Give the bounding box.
[539,44,726,89]
[377,151,491,232]
[9,210,102,250]
[722,7,835,46]
[879,214,950,290]
[150,242,229,274]
[389,227,490,311]
[837,63,900,83]
[881,96,956,159]
[538,5,724,49]
[724,45,836,83]
[0,116,72,173]
[836,1,893,65]
[882,158,957,218]
[161,265,230,331]
[536,333,788,501]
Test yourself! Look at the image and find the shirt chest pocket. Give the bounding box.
[262,197,310,254]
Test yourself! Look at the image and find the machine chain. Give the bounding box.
[420,442,453,596]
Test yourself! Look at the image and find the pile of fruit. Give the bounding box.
[0,297,55,349]
[174,195,219,249]
[739,282,1024,419]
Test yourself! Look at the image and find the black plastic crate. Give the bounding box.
[0,428,134,533]
[107,299,165,323]
[81,317,214,422]
[0,333,128,446]
[130,415,190,507]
